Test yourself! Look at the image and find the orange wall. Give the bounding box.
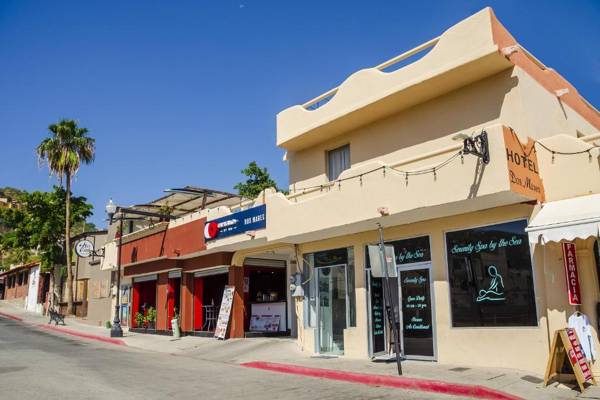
[156,273,168,331]
[490,10,600,132]
[121,231,166,265]
[180,273,194,332]
[121,218,207,265]
[228,266,245,339]
[163,219,206,257]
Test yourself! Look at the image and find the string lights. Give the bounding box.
[288,128,599,196]
[290,150,464,194]
[509,127,600,162]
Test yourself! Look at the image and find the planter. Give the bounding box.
[171,319,181,339]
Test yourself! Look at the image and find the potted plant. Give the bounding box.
[158,203,174,222]
[171,307,181,339]
[134,312,146,330]
[145,307,156,330]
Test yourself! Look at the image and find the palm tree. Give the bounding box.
[37,119,95,315]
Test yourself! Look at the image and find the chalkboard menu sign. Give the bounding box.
[400,269,434,357]
[214,286,235,339]
[369,276,386,355]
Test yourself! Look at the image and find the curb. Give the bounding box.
[0,310,24,322]
[241,361,523,400]
[0,308,126,347]
[36,324,127,346]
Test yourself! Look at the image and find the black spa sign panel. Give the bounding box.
[445,219,537,327]
[369,276,386,354]
[391,236,431,265]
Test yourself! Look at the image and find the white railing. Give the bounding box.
[301,37,440,111]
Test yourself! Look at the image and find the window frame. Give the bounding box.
[302,247,357,329]
[326,144,351,182]
[443,218,539,329]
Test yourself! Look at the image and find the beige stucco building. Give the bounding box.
[105,8,600,376]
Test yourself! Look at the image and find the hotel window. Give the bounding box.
[445,220,537,327]
[327,144,350,181]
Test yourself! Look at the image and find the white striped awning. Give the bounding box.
[526,193,600,244]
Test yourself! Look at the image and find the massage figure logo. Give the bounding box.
[476,265,506,302]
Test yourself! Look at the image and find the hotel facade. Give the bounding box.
[103,8,600,375]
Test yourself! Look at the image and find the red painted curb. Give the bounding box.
[36,324,127,346]
[0,311,24,322]
[241,362,523,400]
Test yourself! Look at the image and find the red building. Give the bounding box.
[0,262,49,313]
[117,188,289,339]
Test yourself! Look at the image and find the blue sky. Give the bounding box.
[1,1,598,227]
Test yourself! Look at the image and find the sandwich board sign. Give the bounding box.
[544,328,596,392]
[214,286,235,340]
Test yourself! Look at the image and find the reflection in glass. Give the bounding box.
[317,265,346,355]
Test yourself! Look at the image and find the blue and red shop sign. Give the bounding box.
[204,205,266,241]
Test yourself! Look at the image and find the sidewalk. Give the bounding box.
[2,300,599,400]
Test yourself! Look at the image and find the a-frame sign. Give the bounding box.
[544,328,596,392]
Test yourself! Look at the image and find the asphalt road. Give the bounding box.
[0,317,453,400]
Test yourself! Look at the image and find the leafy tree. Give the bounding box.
[0,188,93,303]
[234,161,283,199]
[37,119,95,314]
[72,221,98,236]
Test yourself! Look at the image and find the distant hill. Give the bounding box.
[0,187,24,206]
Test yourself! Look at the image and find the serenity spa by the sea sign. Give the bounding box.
[445,220,537,327]
[449,235,524,255]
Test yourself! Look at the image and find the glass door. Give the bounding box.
[317,264,346,355]
[399,264,435,359]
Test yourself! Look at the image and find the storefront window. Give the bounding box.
[445,220,537,327]
[303,247,356,329]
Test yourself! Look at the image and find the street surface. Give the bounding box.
[0,318,451,400]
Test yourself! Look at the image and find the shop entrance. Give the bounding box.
[193,271,228,332]
[316,264,347,355]
[246,265,288,334]
[167,273,181,330]
[398,263,435,359]
[132,275,157,328]
[366,235,435,360]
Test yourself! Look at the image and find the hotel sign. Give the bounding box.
[204,205,266,241]
[503,127,545,202]
[562,242,581,305]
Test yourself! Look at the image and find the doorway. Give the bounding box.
[167,276,181,330]
[193,272,228,332]
[398,263,435,359]
[316,264,347,355]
